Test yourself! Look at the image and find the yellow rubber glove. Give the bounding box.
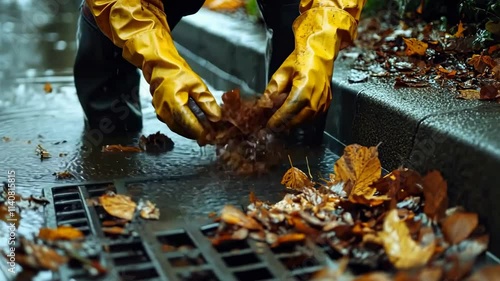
[263,0,366,132]
[85,0,221,141]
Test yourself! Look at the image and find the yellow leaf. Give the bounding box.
[38,226,84,241]
[378,210,436,270]
[99,193,137,221]
[333,144,381,198]
[403,38,428,56]
[457,89,481,100]
[281,156,314,191]
[454,21,465,38]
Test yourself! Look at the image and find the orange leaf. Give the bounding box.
[102,226,128,235]
[416,0,424,14]
[220,205,262,230]
[333,144,381,198]
[271,233,306,248]
[99,192,137,221]
[403,38,428,56]
[468,54,497,73]
[38,226,84,241]
[422,171,448,221]
[454,21,465,38]
[377,210,436,270]
[436,65,457,78]
[441,212,478,245]
[488,44,500,55]
[43,82,52,94]
[349,193,390,206]
[101,144,142,153]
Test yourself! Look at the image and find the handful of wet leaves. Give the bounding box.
[202,89,288,175]
[211,144,498,280]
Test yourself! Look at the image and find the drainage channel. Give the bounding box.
[42,178,346,281]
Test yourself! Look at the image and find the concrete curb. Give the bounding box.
[172,8,500,256]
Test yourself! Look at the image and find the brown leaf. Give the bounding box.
[102,226,128,235]
[8,238,68,271]
[333,144,381,198]
[349,193,390,206]
[467,265,500,281]
[0,204,20,228]
[54,171,74,180]
[403,38,428,56]
[44,82,53,94]
[139,200,160,220]
[468,54,497,73]
[480,84,500,100]
[38,226,84,241]
[138,131,174,153]
[422,171,448,221]
[371,168,423,208]
[99,192,137,221]
[457,89,481,100]
[281,167,314,191]
[220,205,262,230]
[436,65,457,78]
[394,76,429,88]
[101,145,142,153]
[377,209,436,270]
[441,212,478,245]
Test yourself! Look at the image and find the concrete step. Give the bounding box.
[172,8,500,256]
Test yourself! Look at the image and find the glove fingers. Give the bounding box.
[154,100,206,140]
[267,89,308,133]
[190,91,222,123]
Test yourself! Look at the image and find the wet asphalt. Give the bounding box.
[0,0,338,248]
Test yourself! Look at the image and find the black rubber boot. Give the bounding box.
[74,4,142,135]
[257,0,329,146]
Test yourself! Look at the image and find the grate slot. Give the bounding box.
[54,199,84,212]
[200,223,219,237]
[53,192,81,201]
[87,184,116,197]
[291,265,324,276]
[177,269,219,281]
[271,243,304,254]
[157,230,197,251]
[55,209,86,221]
[52,186,79,194]
[220,248,254,258]
[233,267,274,281]
[108,242,151,266]
[279,254,320,271]
[57,217,88,226]
[222,252,261,268]
[118,264,159,280]
[214,240,250,253]
[168,253,207,267]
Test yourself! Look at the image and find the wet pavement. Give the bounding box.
[0,0,338,265]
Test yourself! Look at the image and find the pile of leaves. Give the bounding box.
[202,89,288,175]
[345,10,500,102]
[210,144,497,280]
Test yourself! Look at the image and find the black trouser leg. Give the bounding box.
[74,5,142,134]
[257,0,327,145]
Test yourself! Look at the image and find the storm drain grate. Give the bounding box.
[43,179,343,281]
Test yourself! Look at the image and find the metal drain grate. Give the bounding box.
[42,178,351,281]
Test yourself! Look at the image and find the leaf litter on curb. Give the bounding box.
[211,144,492,280]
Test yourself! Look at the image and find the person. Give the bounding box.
[74,0,365,143]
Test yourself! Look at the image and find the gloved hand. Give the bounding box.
[86,0,221,141]
[263,0,365,132]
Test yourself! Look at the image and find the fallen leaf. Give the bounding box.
[441,212,478,245]
[35,144,51,159]
[138,131,174,153]
[436,65,457,78]
[38,226,84,241]
[139,200,160,220]
[7,238,68,271]
[457,89,481,100]
[467,265,500,281]
[349,193,391,206]
[44,82,52,94]
[394,76,429,88]
[416,0,424,14]
[454,21,465,38]
[220,205,262,230]
[99,192,137,221]
[468,55,497,73]
[271,233,306,248]
[377,209,436,270]
[53,171,74,180]
[281,156,314,191]
[422,171,448,221]
[102,226,128,235]
[2,136,10,142]
[403,38,428,56]
[333,144,381,198]
[0,204,20,227]
[101,145,142,153]
[480,84,500,100]
[101,219,128,227]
